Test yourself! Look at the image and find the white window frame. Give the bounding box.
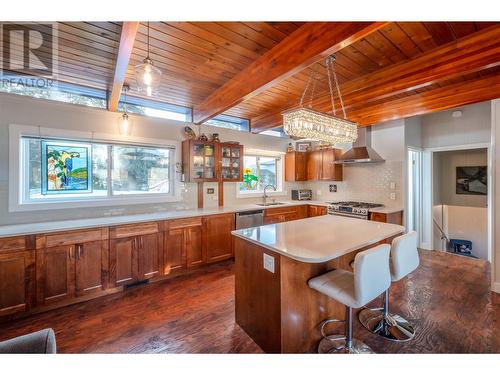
[9,124,182,212]
[236,149,286,199]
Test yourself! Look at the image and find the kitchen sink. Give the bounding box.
[256,202,286,207]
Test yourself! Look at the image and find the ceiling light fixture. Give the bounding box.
[119,85,131,135]
[283,55,358,145]
[134,22,161,97]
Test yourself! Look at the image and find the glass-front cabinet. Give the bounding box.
[182,140,244,183]
[220,143,243,182]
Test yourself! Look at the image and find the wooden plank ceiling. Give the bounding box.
[5,21,500,131]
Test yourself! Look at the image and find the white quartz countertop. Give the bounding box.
[232,215,405,264]
[0,200,328,238]
[368,206,404,214]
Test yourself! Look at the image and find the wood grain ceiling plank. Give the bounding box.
[448,22,477,39]
[397,22,437,52]
[423,22,456,45]
[379,23,422,57]
[215,22,280,49]
[154,23,252,69]
[108,22,139,111]
[242,22,290,43]
[192,22,387,124]
[363,29,408,63]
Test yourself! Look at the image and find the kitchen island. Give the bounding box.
[231,215,405,353]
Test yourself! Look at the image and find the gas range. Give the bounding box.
[327,201,384,219]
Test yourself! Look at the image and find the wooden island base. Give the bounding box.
[234,236,397,353]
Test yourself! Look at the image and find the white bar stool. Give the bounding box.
[358,231,419,342]
[308,244,391,354]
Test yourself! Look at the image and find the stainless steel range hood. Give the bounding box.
[337,127,385,164]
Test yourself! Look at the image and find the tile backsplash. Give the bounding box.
[305,161,404,207]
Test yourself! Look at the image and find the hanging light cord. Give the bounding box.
[326,57,337,116]
[330,57,347,119]
[147,22,150,59]
[299,72,312,107]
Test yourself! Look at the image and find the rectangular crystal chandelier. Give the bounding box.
[282,55,358,145]
[283,107,358,145]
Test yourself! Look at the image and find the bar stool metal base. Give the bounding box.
[318,335,374,354]
[358,308,415,342]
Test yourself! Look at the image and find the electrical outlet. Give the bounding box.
[263,253,275,273]
[390,182,396,190]
[329,184,337,192]
[206,188,215,194]
[390,192,396,200]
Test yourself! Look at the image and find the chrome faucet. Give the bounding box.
[263,184,277,205]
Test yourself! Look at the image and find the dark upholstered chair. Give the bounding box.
[0,328,56,354]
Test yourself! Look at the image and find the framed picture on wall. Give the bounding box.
[456,166,487,195]
[296,141,312,152]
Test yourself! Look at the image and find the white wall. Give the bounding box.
[492,98,500,292]
[0,93,291,225]
[434,149,488,208]
[421,101,491,148]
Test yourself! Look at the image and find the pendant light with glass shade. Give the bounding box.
[119,85,131,135]
[282,55,357,145]
[134,22,161,97]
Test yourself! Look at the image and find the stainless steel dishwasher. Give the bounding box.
[235,210,264,229]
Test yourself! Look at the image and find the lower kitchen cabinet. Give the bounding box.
[369,211,403,225]
[36,228,109,304]
[186,225,204,268]
[110,222,163,286]
[264,205,308,224]
[0,245,35,316]
[308,205,327,217]
[203,213,235,263]
[36,245,76,304]
[164,217,203,272]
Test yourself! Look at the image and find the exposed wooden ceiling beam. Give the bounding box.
[251,25,500,131]
[108,21,140,112]
[251,71,500,132]
[192,22,388,124]
[352,73,500,125]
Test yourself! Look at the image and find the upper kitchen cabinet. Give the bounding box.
[307,148,343,181]
[220,143,243,182]
[182,140,219,183]
[182,140,244,183]
[285,151,308,181]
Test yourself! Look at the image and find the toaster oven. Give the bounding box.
[291,189,312,201]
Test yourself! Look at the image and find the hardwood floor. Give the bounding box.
[0,250,498,353]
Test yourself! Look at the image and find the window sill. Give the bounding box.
[10,194,182,212]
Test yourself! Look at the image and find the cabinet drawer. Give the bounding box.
[264,206,301,217]
[42,228,106,248]
[110,222,159,239]
[0,236,30,254]
[167,217,202,230]
[370,213,387,223]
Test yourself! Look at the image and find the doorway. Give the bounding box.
[425,146,491,261]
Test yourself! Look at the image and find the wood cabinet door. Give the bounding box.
[186,225,204,268]
[164,228,186,274]
[0,251,35,316]
[37,245,75,305]
[320,149,343,181]
[110,237,137,286]
[137,233,162,280]
[295,152,308,181]
[263,213,285,224]
[75,240,106,296]
[296,205,308,219]
[370,212,387,223]
[308,205,327,217]
[204,214,235,263]
[307,150,322,180]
